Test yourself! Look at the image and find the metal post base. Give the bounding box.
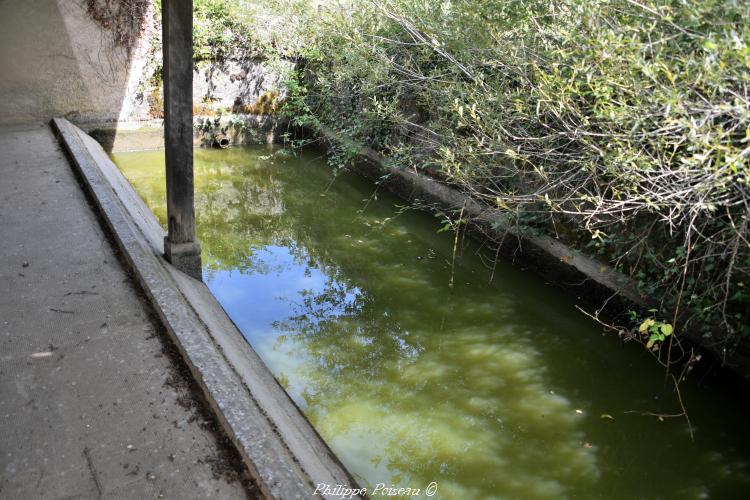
[164,237,202,280]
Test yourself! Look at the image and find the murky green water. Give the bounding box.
[114,146,750,499]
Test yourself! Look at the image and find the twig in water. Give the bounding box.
[449,203,466,288]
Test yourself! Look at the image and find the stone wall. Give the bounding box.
[89,115,281,152]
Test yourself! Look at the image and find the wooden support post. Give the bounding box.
[162,0,201,280]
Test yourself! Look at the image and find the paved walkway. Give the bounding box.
[0,124,255,499]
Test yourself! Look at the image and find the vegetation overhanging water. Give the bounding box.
[114,146,750,499]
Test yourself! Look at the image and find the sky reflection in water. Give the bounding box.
[114,146,750,499]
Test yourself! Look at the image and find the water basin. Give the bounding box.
[113,145,750,499]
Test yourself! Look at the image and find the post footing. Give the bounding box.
[164,238,202,280]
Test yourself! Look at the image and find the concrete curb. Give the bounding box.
[51,118,361,499]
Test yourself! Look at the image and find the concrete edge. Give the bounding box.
[51,118,362,499]
[77,121,361,494]
[312,127,750,376]
[82,115,279,152]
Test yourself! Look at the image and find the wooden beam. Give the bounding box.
[162,0,201,280]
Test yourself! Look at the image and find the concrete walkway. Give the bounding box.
[0,123,255,499]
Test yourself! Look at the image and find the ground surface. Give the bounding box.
[0,123,255,499]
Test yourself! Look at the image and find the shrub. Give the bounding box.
[258,0,750,355]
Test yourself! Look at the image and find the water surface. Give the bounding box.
[114,146,750,499]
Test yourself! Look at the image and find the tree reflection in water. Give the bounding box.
[114,146,750,500]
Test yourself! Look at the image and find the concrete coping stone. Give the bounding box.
[51,118,362,500]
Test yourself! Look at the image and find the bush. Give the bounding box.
[252,0,750,355]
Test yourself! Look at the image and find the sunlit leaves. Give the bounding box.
[244,0,750,349]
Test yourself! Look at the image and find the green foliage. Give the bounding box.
[152,0,266,62]
[638,318,674,350]
[193,0,260,61]
[245,0,750,356]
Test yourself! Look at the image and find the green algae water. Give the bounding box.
[113,146,750,499]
